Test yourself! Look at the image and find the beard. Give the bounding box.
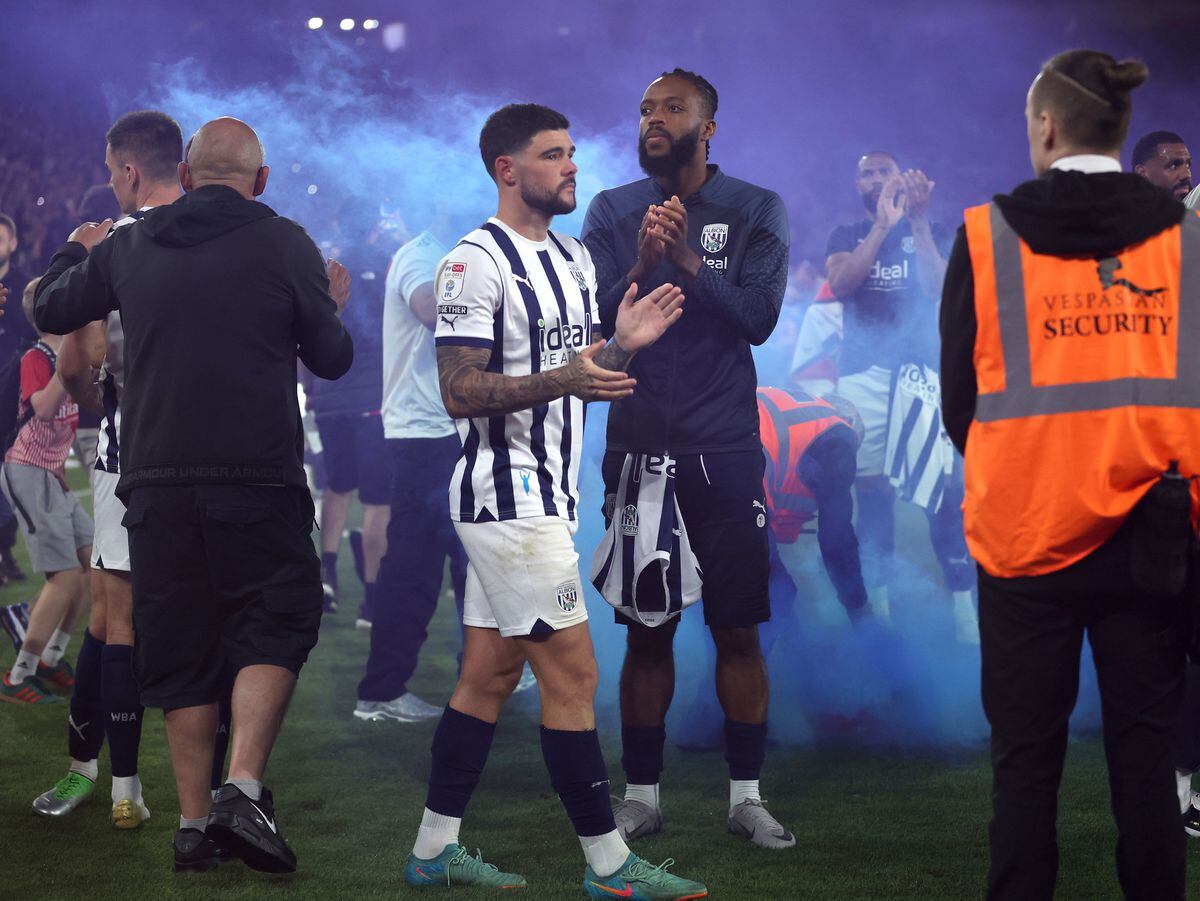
[861,188,881,213]
[521,180,576,217]
[638,125,702,178]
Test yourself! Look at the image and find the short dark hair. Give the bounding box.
[658,68,718,119]
[1131,130,1187,167]
[106,110,183,184]
[1030,50,1148,153]
[478,104,570,182]
[0,213,15,239]
[78,184,121,223]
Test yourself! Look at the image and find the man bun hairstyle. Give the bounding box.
[1031,50,1149,153]
[106,110,184,184]
[479,103,570,182]
[1131,130,1186,168]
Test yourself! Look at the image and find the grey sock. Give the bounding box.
[179,815,208,832]
[230,777,262,801]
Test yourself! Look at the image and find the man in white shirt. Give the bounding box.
[353,225,468,723]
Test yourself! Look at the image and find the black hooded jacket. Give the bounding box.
[34,185,352,498]
[939,169,1185,453]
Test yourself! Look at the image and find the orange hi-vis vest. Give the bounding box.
[961,202,1200,578]
[757,386,849,544]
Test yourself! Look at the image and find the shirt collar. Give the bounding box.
[652,164,723,203]
[1050,154,1122,175]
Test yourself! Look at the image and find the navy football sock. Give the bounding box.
[102,644,144,778]
[67,629,106,762]
[541,727,617,837]
[724,718,767,781]
[424,706,496,817]
[621,723,666,787]
[321,551,339,591]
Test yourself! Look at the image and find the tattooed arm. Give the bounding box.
[437,281,684,419]
[437,343,636,419]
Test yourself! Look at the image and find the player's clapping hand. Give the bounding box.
[68,219,114,252]
[326,259,351,313]
[560,340,638,402]
[875,177,906,230]
[634,204,667,277]
[651,196,702,276]
[0,284,7,315]
[901,169,934,221]
[614,282,685,352]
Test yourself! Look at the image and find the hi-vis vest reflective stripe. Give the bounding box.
[962,202,1200,578]
[757,386,848,543]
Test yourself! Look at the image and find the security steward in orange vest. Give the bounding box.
[940,50,1200,900]
[757,386,869,621]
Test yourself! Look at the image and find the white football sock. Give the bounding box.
[1177,768,1192,814]
[113,774,143,805]
[180,815,207,832]
[730,779,761,808]
[229,777,262,800]
[580,829,630,879]
[413,807,462,860]
[623,782,660,810]
[867,586,891,625]
[69,758,98,781]
[9,649,40,685]
[41,629,71,666]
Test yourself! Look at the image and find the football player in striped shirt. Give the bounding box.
[403,103,706,900]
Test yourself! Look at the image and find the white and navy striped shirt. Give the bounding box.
[94,210,145,476]
[434,218,598,523]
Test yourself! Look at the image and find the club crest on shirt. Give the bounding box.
[701,223,729,254]
[567,262,588,293]
[620,504,639,537]
[556,581,579,613]
[440,261,467,301]
[901,236,915,254]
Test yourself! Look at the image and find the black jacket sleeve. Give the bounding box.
[939,226,977,455]
[685,195,789,346]
[802,426,869,614]
[290,228,354,380]
[34,240,118,335]
[581,193,624,340]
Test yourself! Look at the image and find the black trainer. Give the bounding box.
[206,784,297,873]
[173,828,232,873]
[1185,800,1200,838]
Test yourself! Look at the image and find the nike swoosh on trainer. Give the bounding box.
[246,798,278,834]
[588,882,634,897]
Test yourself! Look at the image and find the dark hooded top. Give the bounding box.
[34,184,352,498]
[939,169,1185,453]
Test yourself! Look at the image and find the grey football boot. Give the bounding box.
[728,799,796,849]
[612,798,664,841]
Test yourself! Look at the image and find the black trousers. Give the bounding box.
[356,436,466,702]
[980,529,1186,900]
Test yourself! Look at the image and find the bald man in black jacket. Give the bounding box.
[35,117,351,875]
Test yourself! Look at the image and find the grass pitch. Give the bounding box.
[1,467,1198,899]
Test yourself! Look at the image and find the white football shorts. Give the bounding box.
[837,365,891,477]
[90,467,130,572]
[455,515,588,637]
